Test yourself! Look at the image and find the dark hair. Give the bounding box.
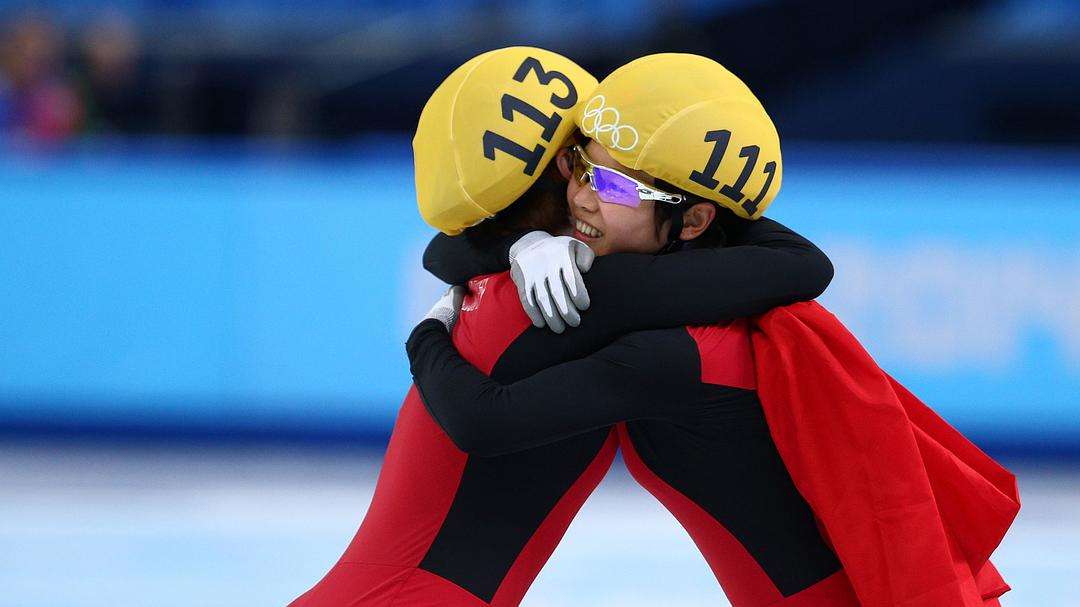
[653,178,727,249]
[463,161,570,247]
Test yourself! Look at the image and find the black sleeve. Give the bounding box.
[423,231,528,285]
[426,217,831,323]
[490,217,832,366]
[407,319,711,457]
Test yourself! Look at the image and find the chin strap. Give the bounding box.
[657,206,685,255]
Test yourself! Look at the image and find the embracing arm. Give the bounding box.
[423,232,525,285]
[407,319,707,456]
[410,216,829,456]
[426,217,830,328]
[581,216,833,333]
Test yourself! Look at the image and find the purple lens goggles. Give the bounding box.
[571,145,684,208]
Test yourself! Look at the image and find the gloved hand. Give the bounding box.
[508,231,595,334]
[423,285,466,332]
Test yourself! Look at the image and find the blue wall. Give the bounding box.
[2,138,1077,450]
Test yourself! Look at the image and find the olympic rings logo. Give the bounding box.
[580,95,639,152]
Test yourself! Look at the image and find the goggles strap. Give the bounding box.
[658,206,685,255]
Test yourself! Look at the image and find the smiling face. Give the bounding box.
[561,140,671,256]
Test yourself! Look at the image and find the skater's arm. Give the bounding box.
[408,319,713,456]
[425,217,831,342]
[574,216,832,332]
[423,231,526,285]
[484,216,832,370]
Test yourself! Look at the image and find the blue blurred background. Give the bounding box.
[3,141,1078,453]
[1,1,1078,605]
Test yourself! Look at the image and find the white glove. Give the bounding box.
[508,231,595,334]
[423,286,465,332]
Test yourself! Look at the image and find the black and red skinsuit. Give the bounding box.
[290,216,831,606]
[405,219,864,607]
[408,312,862,606]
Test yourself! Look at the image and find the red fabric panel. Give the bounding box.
[889,377,1021,571]
[490,429,619,607]
[453,273,532,375]
[288,562,414,607]
[342,389,469,567]
[687,319,756,390]
[973,562,1009,602]
[751,302,1020,607]
[289,562,490,607]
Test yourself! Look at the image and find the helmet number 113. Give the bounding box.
[482,57,578,177]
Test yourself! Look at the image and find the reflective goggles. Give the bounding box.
[570,145,684,208]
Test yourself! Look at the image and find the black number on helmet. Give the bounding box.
[743,160,777,215]
[690,130,775,215]
[513,57,578,109]
[689,129,731,190]
[501,94,562,142]
[481,56,580,176]
[483,131,544,176]
[719,145,759,204]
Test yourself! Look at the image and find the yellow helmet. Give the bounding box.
[413,47,598,235]
[575,53,781,219]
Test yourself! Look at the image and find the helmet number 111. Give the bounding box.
[689,129,777,216]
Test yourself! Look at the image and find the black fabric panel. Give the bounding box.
[419,428,610,602]
[625,392,842,597]
[418,322,621,602]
